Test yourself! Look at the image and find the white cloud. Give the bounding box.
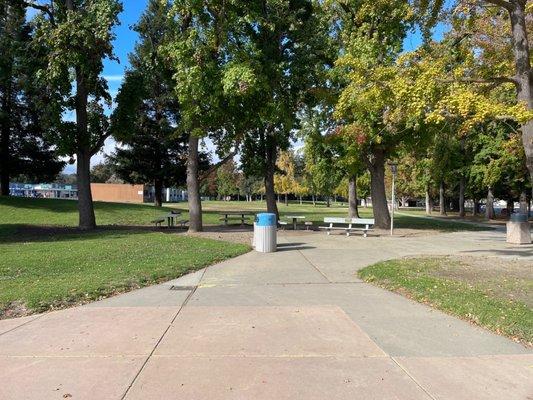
[102,75,124,82]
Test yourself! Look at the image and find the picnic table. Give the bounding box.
[219,211,256,226]
[161,211,181,228]
[285,215,306,230]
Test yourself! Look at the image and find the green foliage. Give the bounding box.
[0,1,64,185]
[31,0,122,157]
[216,159,240,197]
[90,161,116,183]
[110,0,197,192]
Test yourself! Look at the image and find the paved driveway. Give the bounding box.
[1,228,532,399]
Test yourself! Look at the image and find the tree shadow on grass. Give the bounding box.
[0,196,183,214]
[0,224,184,244]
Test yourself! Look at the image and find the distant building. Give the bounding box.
[34,183,78,199]
[90,183,187,204]
[9,183,77,199]
[9,182,186,204]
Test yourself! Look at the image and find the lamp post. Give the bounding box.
[389,163,398,236]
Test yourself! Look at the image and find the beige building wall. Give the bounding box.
[90,183,145,203]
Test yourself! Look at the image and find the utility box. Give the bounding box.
[254,213,277,253]
[506,213,531,245]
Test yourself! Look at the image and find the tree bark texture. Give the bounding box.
[459,177,465,218]
[485,187,495,220]
[348,175,360,218]
[519,190,528,214]
[426,185,433,215]
[0,93,10,196]
[439,181,446,216]
[75,70,96,230]
[509,2,533,198]
[264,134,279,219]
[368,148,390,229]
[187,135,203,232]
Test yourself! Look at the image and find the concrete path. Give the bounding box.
[1,228,532,399]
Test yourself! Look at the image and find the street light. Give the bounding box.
[389,163,398,236]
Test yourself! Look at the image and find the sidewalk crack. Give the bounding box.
[121,268,207,399]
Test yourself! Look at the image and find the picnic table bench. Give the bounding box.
[319,217,375,237]
[219,211,256,226]
[152,211,183,228]
[284,215,306,230]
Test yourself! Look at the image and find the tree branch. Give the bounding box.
[90,132,111,157]
[20,0,55,24]
[482,0,513,11]
[198,148,239,183]
[440,76,518,87]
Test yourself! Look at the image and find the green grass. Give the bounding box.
[0,230,248,316]
[0,197,489,235]
[359,257,533,345]
[0,197,250,317]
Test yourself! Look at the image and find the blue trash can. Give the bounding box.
[254,213,277,252]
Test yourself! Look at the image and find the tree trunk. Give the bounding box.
[284,193,288,206]
[425,185,432,215]
[519,190,528,214]
[508,2,533,198]
[74,69,96,230]
[348,175,360,218]
[368,148,390,229]
[299,195,302,205]
[187,135,202,232]
[154,179,163,207]
[439,181,446,216]
[0,104,9,196]
[264,137,278,219]
[76,149,96,230]
[473,198,479,216]
[326,196,330,207]
[459,177,465,218]
[506,197,514,217]
[485,187,495,220]
[312,194,316,206]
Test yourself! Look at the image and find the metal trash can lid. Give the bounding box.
[256,213,277,227]
[510,213,528,222]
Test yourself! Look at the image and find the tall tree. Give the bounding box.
[238,0,331,219]
[29,0,122,229]
[329,0,414,228]
[0,1,63,194]
[419,0,533,195]
[166,0,242,232]
[110,0,189,207]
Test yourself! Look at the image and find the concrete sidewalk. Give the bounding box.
[0,229,532,399]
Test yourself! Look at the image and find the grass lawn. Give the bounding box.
[0,197,250,318]
[0,196,490,234]
[359,256,533,345]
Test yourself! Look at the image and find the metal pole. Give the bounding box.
[391,173,395,236]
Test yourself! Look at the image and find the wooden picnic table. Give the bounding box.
[219,211,256,226]
[285,215,306,230]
